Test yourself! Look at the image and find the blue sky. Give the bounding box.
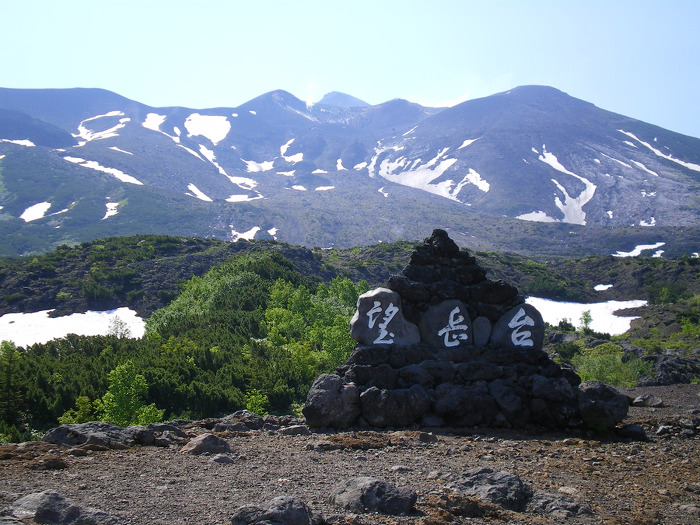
[2,0,699,138]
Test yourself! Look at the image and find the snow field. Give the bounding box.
[0,308,145,347]
[526,297,647,336]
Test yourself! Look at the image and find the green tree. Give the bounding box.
[95,360,164,426]
[245,389,269,416]
[0,341,24,426]
[579,310,592,331]
[58,395,95,424]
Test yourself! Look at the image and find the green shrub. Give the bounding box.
[571,343,651,387]
[58,396,94,424]
[94,361,164,427]
[244,389,269,416]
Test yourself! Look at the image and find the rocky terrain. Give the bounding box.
[0,384,698,525]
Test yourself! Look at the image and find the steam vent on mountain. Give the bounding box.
[303,229,629,431]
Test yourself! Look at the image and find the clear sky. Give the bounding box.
[2,0,699,138]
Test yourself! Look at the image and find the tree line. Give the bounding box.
[0,251,367,442]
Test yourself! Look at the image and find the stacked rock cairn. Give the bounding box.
[303,229,628,431]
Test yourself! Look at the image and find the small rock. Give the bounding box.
[27,456,68,470]
[617,424,649,441]
[656,424,674,436]
[632,394,664,407]
[231,495,320,525]
[419,432,438,443]
[330,477,417,515]
[449,468,532,512]
[211,453,235,464]
[7,490,118,524]
[226,410,264,430]
[527,491,593,519]
[179,433,231,455]
[278,425,311,436]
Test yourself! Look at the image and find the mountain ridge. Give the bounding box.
[1,85,699,257]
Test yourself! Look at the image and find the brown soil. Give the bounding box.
[1,384,699,525]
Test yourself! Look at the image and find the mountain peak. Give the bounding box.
[317,92,370,108]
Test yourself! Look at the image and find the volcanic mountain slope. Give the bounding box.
[0,85,699,256]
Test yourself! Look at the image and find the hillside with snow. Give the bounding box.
[0,85,699,257]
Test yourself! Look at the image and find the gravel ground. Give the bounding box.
[1,384,699,525]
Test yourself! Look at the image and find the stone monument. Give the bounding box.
[303,230,628,430]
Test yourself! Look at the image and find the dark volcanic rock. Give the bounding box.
[577,380,630,429]
[6,490,118,525]
[449,468,532,512]
[302,374,361,429]
[42,422,151,449]
[231,496,320,525]
[330,477,417,515]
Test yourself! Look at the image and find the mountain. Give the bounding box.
[0,85,699,257]
[317,91,370,107]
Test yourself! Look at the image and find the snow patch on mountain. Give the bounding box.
[600,153,632,169]
[185,113,230,145]
[186,183,213,202]
[292,185,307,191]
[336,159,347,171]
[538,146,596,225]
[640,217,656,227]
[280,140,304,164]
[312,169,328,174]
[378,187,389,198]
[102,201,120,219]
[242,159,274,172]
[231,226,260,241]
[178,145,203,160]
[226,193,263,203]
[143,113,182,144]
[458,138,479,149]
[516,211,558,223]
[63,156,143,185]
[109,146,133,155]
[199,145,229,177]
[142,113,166,132]
[285,152,304,163]
[632,160,658,176]
[277,170,295,177]
[618,130,700,172]
[315,186,334,191]
[227,176,258,191]
[459,168,490,193]
[594,284,613,291]
[20,202,51,222]
[613,242,665,257]
[74,111,130,145]
[370,146,482,202]
[526,297,647,335]
[0,307,145,347]
[1,138,35,147]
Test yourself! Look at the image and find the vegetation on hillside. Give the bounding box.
[0,251,366,442]
[0,234,698,442]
